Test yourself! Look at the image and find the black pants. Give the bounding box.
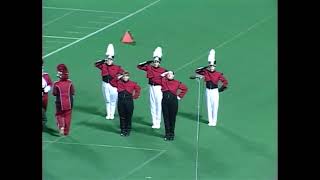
[162,91,178,137]
[42,107,47,126]
[117,92,134,132]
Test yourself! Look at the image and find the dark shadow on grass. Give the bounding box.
[133,126,163,138]
[177,111,207,124]
[42,126,60,137]
[217,126,275,160]
[132,116,162,137]
[73,105,104,117]
[133,116,152,127]
[77,120,119,134]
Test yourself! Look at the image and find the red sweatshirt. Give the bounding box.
[115,80,141,99]
[196,69,228,88]
[137,64,166,85]
[160,77,188,98]
[53,79,75,111]
[95,62,124,87]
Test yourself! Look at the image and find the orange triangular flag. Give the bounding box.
[121,31,134,44]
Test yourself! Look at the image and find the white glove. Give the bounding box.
[196,66,205,70]
[42,77,47,88]
[138,61,147,65]
[117,74,123,79]
[44,86,51,93]
[161,72,169,77]
[177,96,181,100]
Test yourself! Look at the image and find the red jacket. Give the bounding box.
[137,64,166,85]
[95,62,124,87]
[53,79,75,111]
[160,77,188,98]
[115,80,141,99]
[42,72,52,94]
[196,69,228,88]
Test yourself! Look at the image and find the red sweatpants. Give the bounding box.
[55,109,72,135]
[42,94,48,111]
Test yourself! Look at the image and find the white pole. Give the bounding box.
[195,78,201,180]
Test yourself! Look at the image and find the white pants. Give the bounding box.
[102,82,118,117]
[149,85,162,126]
[206,88,219,125]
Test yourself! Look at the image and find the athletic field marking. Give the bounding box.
[44,6,129,14]
[182,15,274,180]
[74,26,101,30]
[65,31,86,34]
[99,16,119,19]
[42,141,165,152]
[43,11,74,27]
[45,40,72,44]
[88,21,111,24]
[43,135,65,150]
[174,15,274,72]
[43,0,161,59]
[43,116,102,150]
[140,15,273,93]
[215,15,274,49]
[43,35,80,40]
[116,150,167,180]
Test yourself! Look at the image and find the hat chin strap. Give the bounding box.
[154,57,160,61]
[106,55,114,60]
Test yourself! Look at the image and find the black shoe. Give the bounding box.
[169,136,174,141]
[123,131,128,136]
[164,135,170,141]
[120,130,125,136]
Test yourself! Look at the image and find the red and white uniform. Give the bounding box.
[53,79,75,135]
[137,64,166,128]
[42,72,52,111]
[196,68,228,126]
[95,61,124,119]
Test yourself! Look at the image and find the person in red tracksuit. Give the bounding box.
[114,71,141,136]
[160,71,188,141]
[52,64,75,136]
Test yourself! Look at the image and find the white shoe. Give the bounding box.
[208,123,216,127]
[109,115,114,120]
[105,115,110,119]
[152,124,160,129]
[59,127,64,135]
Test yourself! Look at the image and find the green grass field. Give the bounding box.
[42,0,277,179]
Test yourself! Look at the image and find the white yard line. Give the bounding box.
[65,31,86,34]
[116,150,167,180]
[43,141,165,152]
[43,0,161,59]
[43,11,74,27]
[88,21,111,24]
[44,6,129,14]
[43,35,80,40]
[174,15,274,73]
[74,26,101,30]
